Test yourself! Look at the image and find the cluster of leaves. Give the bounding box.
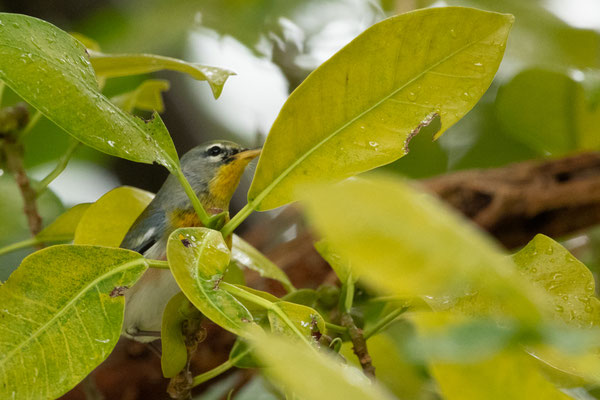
[1,6,600,400]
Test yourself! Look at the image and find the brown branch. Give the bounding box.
[423,152,600,248]
[0,104,42,236]
[340,312,375,379]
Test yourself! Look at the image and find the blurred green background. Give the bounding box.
[1,1,599,399]
[0,0,598,274]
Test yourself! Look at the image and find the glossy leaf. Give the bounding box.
[431,351,571,400]
[110,79,170,113]
[231,234,294,292]
[35,203,91,242]
[251,333,396,400]
[301,175,541,322]
[0,13,180,171]
[89,51,234,99]
[0,245,147,399]
[513,234,600,327]
[513,235,600,384]
[340,331,428,400]
[167,227,253,337]
[496,69,600,155]
[268,301,326,339]
[248,7,514,210]
[74,186,153,247]
[161,292,203,378]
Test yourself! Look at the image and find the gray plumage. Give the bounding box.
[119,140,256,342]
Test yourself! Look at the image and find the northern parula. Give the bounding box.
[120,140,260,342]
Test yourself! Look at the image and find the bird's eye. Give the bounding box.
[207,145,222,156]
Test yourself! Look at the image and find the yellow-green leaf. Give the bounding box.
[431,351,572,400]
[513,234,600,384]
[89,51,234,99]
[0,13,180,172]
[74,186,153,247]
[267,301,326,339]
[232,234,294,292]
[167,227,253,337]
[110,79,170,113]
[496,69,600,155]
[248,7,514,211]
[251,333,396,400]
[0,245,147,400]
[35,203,90,242]
[301,175,541,322]
[161,292,203,378]
[513,234,600,327]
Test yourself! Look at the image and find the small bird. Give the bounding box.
[120,140,260,342]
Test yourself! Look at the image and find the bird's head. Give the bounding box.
[179,140,261,211]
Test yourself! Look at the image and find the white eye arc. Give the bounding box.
[207,145,223,157]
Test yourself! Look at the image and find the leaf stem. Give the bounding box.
[221,282,313,348]
[174,168,211,228]
[220,203,254,237]
[0,237,38,256]
[0,235,73,256]
[324,322,348,335]
[146,259,170,269]
[192,347,251,387]
[0,81,5,106]
[18,109,42,140]
[36,139,80,196]
[363,306,407,340]
[341,312,375,379]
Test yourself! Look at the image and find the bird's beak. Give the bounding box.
[235,148,262,161]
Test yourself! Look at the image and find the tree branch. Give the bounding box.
[0,104,43,236]
[424,152,600,248]
[340,312,375,379]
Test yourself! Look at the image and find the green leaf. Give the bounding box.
[282,288,319,308]
[110,79,170,113]
[231,234,294,292]
[74,186,153,247]
[35,203,91,242]
[407,312,518,363]
[167,227,254,337]
[0,13,180,171]
[161,292,203,378]
[495,68,600,155]
[223,261,246,286]
[89,51,234,99]
[251,333,396,400]
[69,32,101,52]
[512,234,600,384]
[247,7,514,211]
[314,240,355,285]
[267,301,326,339]
[301,175,541,322]
[513,234,600,327]
[0,245,147,399]
[431,350,572,400]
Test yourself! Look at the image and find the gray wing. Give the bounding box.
[120,205,167,255]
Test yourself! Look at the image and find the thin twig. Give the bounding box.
[0,104,42,236]
[18,109,42,140]
[340,312,375,379]
[36,138,80,196]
